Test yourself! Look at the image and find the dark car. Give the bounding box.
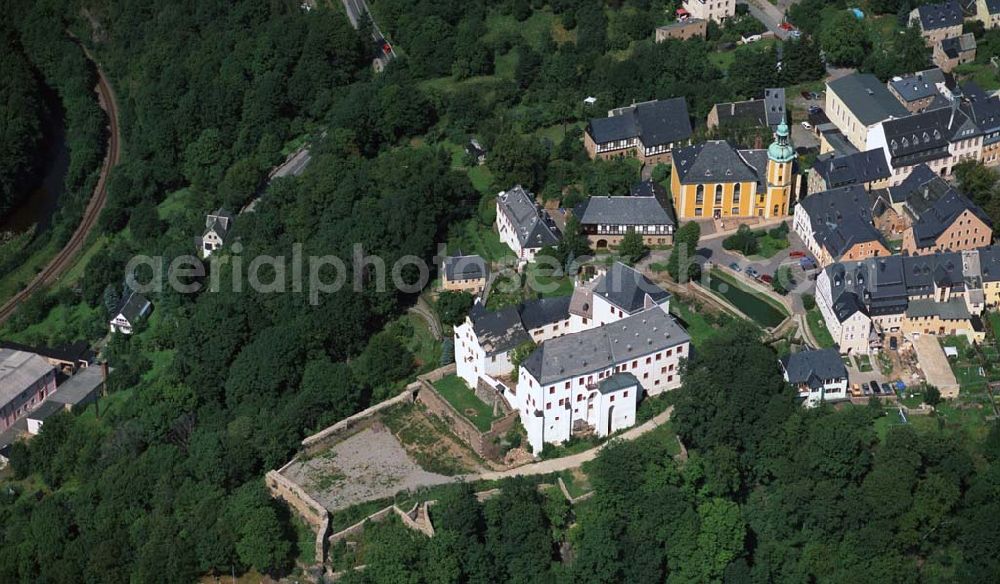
[746,267,760,279]
[759,274,774,284]
[808,105,822,114]
[889,337,898,351]
[801,90,812,100]
[729,262,741,272]
[881,383,893,394]
[869,381,880,394]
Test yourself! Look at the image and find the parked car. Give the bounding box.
[729,262,741,272]
[780,22,794,31]
[881,383,893,394]
[801,121,813,130]
[808,105,822,114]
[759,274,774,284]
[800,90,812,100]
[789,250,806,258]
[799,257,817,270]
[746,267,760,278]
[869,381,880,394]
[789,30,802,39]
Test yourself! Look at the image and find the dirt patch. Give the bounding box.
[280,421,455,513]
[381,403,488,475]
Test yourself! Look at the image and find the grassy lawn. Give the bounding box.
[401,313,441,373]
[432,375,499,432]
[0,238,59,306]
[940,336,988,392]
[670,297,717,349]
[955,62,1000,92]
[525,261,573,299]
[989,311,1000,343]
[1,301,101,345]
[157,187,195,222]
[750,232,790,259]
[558,468,592,499]
[806,308,837,350]
[854,354,873,373]
[143,349,176,383]
[634,419,681,456]
[54,235,106,290]
[448,220,513,263]
[484,9,557,50]
[533,121,585,145]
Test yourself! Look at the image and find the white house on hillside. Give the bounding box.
[109,291,151,335]
[780,349,849,407]
[197,208,234,258]
[495,186,560,265]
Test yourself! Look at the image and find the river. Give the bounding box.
[0,87,70,235]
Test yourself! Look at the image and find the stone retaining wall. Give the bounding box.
[301,386,417,452]
[416,374,520,461]
[265,470,330,565]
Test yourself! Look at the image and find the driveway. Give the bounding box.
[740,0,791,40]
[912,335,960,398]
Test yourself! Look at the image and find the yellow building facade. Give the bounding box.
[670,119,795,221]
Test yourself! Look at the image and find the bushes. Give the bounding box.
[802,293,816,311]
[723,224,760,256]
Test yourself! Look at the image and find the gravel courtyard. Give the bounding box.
[281,422,455,512]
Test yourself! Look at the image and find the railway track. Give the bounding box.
[0,54,121,325]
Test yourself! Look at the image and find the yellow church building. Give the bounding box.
[670,118,796,221]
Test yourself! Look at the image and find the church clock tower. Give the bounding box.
[764,116,795,218]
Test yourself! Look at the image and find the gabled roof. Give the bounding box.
[629,179,668,200]
[906,297,971,320]
[781,349,847,388]
[961,82,1000,143]
[114,291,151,323]
[467,296,572,356]
[672,140,762,184]
[888,68,947,104]
[518,296,572,331]
[49,367,105,407]
[712,88,786,129]
[828,73,909,126]
[889,164,992,248]
[881,106,977,166]
[903,253,966,292]
[812,149,891,188]
[574,196,675,227]
[832,292,868,323]
[592,262,671,314]
[798,185,887,258]
[913,0,963,30]
[0,350,55,408]
[26,400,65,423]
[979,246,1000,282]
[496,186,560,249]
[521,308,689,385]
[940,33,976,59]
[587,98,693,146]
[443,254,487,282]
[824,256,909,317]
[984,0,1000,15]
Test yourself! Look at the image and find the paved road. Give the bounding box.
[741,0,791,40]
[469,407,674,481]
[0,44,121,324]
[408,297,442,341]
[270,148,312,180]
[341,0,397,64]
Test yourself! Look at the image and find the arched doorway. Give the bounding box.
[607,405,614,435]
[596,239,608,250]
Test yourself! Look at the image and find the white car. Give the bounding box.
[801,121,813,130]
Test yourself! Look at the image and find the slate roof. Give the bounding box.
[881,106,978,167]
[903,253,966,294]
[587,98,693,146]
[984,0,1000,14]
[521,308,689,385]
[888,68,947,103]
[496,186,560,249]
[961,82,1000,145]
[443,254,487,282]
[940,33,976,59]
[518,296,572,331]
[825,256,910,318]
[115,291,151,323]
[469,305,531,356]
[574,196,675,227]
[598,372,641,395]
[672,140,762,185]
[799,185,887,258]
[467,296,572,356]
[812,149,891,188]
[0,340,92,366]
[592,262,671,313]
[0,350,54,409]
[781,349,848,389]
[979,246,1000,282]
[712,88,786,129]
[205,208,234,239]
[828,73,909,126]
[913,0,963,30]
[906,297,971,320]
[26,400,65,423]
[49,367,104,407]
[630,179,669,203]
[889,164,992,248]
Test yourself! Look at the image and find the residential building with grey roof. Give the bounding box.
[495,185,560,265]
[792,185,891,267]
[910,1,964,45]
[780,349,849,407]
[584,97,693,166]
[826,73,910,151]
[707,88,786,132]
[441,253,488,294]
[573,194,676,248]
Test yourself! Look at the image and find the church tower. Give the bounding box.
[765,115,795,218]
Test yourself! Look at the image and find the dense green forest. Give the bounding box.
[2,0,999,583]
[0,40,45,215]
